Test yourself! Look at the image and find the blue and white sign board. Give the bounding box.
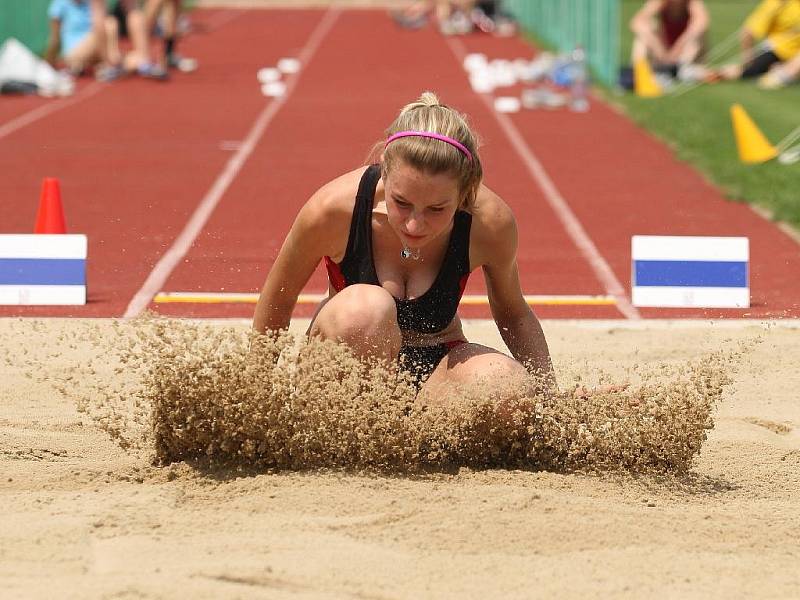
[0,234,87,305]
[632,235,749,308]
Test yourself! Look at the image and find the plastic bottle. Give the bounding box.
[550,52,571,87]
[569,45,590,112]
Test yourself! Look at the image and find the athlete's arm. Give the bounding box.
[630,0,669,63]
[90,0,110,65]
[473,190,555,388]
[253,176,352,335]
[741,0,776,62]
[44,18,62,67]
[685,0,710,37]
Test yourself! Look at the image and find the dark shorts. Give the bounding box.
[742,50,780,79]
[110,1,129,38]
[399,340,466,388]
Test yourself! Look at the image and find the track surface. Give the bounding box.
[1,8,799,320]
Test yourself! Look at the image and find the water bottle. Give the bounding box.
[569,45,590,112]
[550,53,572,87]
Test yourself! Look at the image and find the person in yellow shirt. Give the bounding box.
[717,0,800,82]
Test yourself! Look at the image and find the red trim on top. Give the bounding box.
[324,256,347,292]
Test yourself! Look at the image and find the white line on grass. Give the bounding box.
[123,7,341,318]
[0,81,104,141]
[445,38,641,320]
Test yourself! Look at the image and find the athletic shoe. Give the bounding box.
[95,64,125,83]
[471,8,496,33]
[390,10,428,29]
[137,62,169,81]
[677,63,706,83]
[758,69,791,90]
[167,53,198,73]
[493,18,517,38]
[439,12,472,36]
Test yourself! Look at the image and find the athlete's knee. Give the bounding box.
[104,15,119,36]
[332,284,397,332]
[311,285,400,353]
[127,9,145,27]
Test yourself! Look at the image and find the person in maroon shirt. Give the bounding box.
[630,0,709,77]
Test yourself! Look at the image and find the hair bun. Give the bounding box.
[418,91,441,107]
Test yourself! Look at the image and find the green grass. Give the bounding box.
[611,0,800,228]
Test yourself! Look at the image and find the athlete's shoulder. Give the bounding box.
[304,166,368,220]
[291,167,368,260]
[469,184,518,267]
[471,184,516,235]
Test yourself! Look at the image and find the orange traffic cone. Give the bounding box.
[634,57,663,98]
[34,177,67,233]
[730,104,778,164]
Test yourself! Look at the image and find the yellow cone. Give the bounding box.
[730,104,778,164]
[634,58,663,98]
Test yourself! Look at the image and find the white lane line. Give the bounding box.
[0,81,104,141]
[123,7,341,318]
[445,38,641,320]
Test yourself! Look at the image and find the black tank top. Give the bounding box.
[324,165,473,334]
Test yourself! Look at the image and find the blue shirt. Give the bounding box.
[48,0,92,56]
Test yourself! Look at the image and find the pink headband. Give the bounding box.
[385,130,473,162]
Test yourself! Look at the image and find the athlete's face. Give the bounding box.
[383,161,461,249]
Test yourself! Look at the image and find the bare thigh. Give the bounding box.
[677,33,707,64]
[63,32,101,72]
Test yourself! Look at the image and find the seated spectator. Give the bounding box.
[630,0,709,79]
[108,0,168,79]
[44,0,124,81]
[716,0,800,81]
[391,1,477,35]
[143,0,198,72]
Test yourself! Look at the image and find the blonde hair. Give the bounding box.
[370,92,483,211]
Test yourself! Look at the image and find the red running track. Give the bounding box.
[1,8,799,320]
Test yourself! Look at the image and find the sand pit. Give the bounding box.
[2,317,799,598]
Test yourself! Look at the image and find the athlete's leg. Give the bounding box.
[125,6,149,68]
[103,15,122,67]
[143,0,166,32]
[308,284,402,362]
[758,53,800,89]
[159,0,197,71]
[63,31,101,74]
[631,22,666,64]
[161,0,178,65]
[676,33,705,65]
